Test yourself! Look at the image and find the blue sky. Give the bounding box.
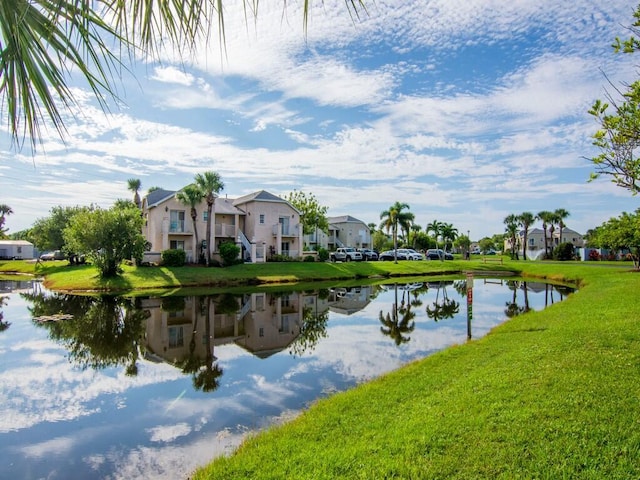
[1,0,638,240]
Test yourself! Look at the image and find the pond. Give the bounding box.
[0,277,574,480]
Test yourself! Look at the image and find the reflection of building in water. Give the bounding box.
[143,291,328,363]
[327,286,373,315]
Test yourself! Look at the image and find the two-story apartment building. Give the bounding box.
[308,215,371,251]
[141,188,302,263]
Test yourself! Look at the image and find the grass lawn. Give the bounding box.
[2,257,638,478]
[188,262,638,479]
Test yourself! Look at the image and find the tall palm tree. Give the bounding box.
[380,202,410,263]
[176,184,204,264]
[518,212,535,260]
[0,204,13,236]
[410,224,422,248]
[440,223,458,253]
[426,220,443,250]
[537,211,554,259]
[2,1,368,150]
[554,208,570,245]
[398,211,415,247]
[194,171,224,266]
[504,214,519,260]
[127,179,142,209]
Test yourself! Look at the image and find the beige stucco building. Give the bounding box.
[307,215,372,251]
[141,189,303,263]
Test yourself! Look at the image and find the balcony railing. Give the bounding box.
[272,224,299,237]
[169,222,192,234]
[215,223,236,237]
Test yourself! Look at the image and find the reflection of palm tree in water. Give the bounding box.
[426,282,460,322]
[379,284,416,345]
[176,296,224,392]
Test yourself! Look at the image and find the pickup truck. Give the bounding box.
[329,247,363,262]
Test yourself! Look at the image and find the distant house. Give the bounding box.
[141,188,302,263]
[308,215,371,251]
[505,226,585,256]
[0,240,34,260]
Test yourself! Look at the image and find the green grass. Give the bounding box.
[1,256,529,293]
[3,257,638,478]
[189,262,639,480]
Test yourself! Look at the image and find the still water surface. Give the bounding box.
[0,278,573,479]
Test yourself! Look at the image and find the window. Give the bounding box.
[170,210,186,232]
[259,327,264,337]
[168,326,184,348]
[259,214,265,224]
[281,241,290,255]
[170,240,185,250]
[17,246,22,253]
[529,238,535,246]
[203,211,208,221]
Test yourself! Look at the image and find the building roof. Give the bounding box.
[0,240,33,246]
[145,189,176,208]
[215,197,246,216]
[233,190,286,205]
[328,215,367,225]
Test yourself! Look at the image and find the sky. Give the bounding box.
[1,0,639,240]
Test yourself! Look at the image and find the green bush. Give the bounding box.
[304,255,316,262]
[219,241,241,266]
[317,248,329,262]
[553,242,575,261]
[161,248,186,267]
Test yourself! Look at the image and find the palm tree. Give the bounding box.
[398,211,415,247]
[0,204,13,237]
[518,212,535,260]
[194,171,224,266]
[537,211,554,259]
[440,223,458,253]
[380,202,411,263]
[127,179,142,209]
[176,184,205,264]
[554,208,570,245]
[504,214,519,260]
[2,2,367,150]
[426,220,443,250]
[410,224,422,248]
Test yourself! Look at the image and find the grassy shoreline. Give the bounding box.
[3,258,638,478]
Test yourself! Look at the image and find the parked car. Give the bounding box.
[39,250,65,261]
[426,249,453,260]
[357,248,378,261]
[397,248,423,260]
[378,249,408,261]
[329,247,363,262]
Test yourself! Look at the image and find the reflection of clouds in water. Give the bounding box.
[0,354,184,433]
[18,424,115,458]
[147,422,192,442]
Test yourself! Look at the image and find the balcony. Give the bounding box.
[272,224,299,237]
[169,222,192,235]
[215,223,236,238]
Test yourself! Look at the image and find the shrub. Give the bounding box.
[268,254,296,262]
[317,248,329,262]
[161,248,186,267]
[588,249,601,261]
[219,241,241,266]
[553,243,575,261]
[304,255,315,262]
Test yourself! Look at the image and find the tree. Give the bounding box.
[440,223,458,253]
[29,205,90,252]
[194,171,224,266]
[380,202,411,263]
[518,211,535,260]
[426,220,443,250]
[588,209,640,269]
[587,6,640,195]
[63,204,146,277]
[554,208,570,244]
[504,214,519,260]
[284,190,329,248]
[537,210,554,259]
[127,179,142,209]
[0,204,13,238]
[176,184,204,264]
[1,1,368,151]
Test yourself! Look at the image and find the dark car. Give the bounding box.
[357,248,379,261]
[426,249,453,260]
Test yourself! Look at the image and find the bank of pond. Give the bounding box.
[0,276,574,480]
